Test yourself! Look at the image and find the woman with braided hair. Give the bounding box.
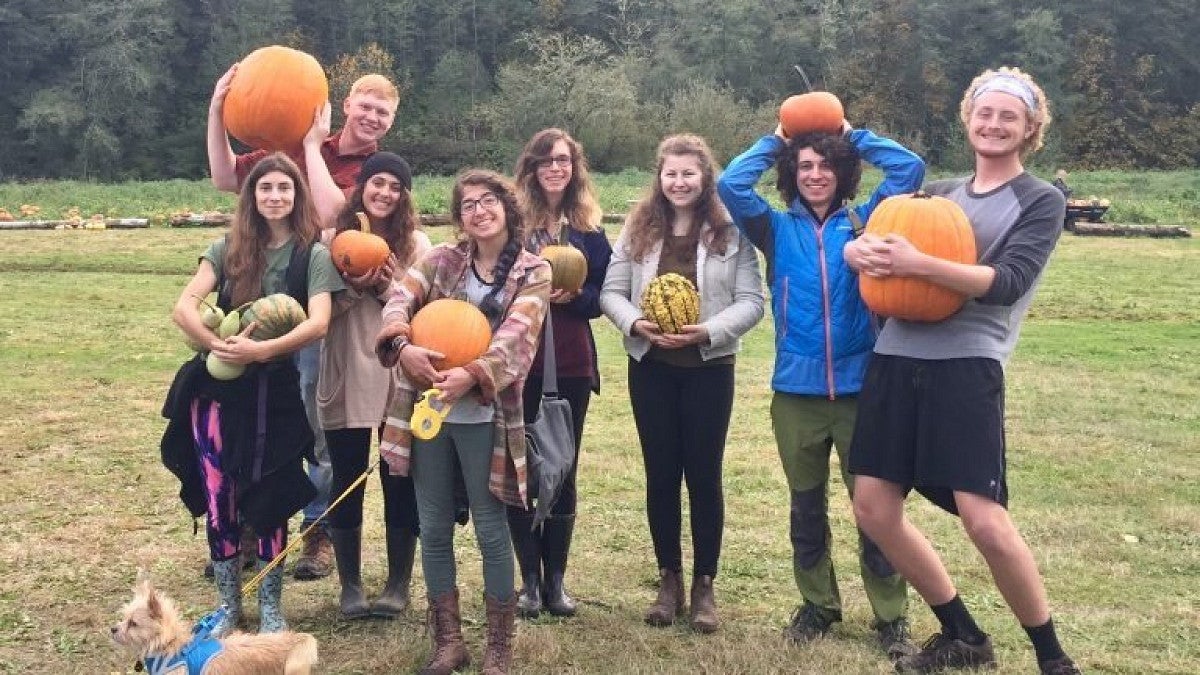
[375,169,550,675]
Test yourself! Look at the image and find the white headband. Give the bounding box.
[973,74,1038,112]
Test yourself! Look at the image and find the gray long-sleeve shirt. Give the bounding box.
[873,172,1066,364]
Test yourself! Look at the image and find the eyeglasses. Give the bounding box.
[460,192,500,214]
[536,154,573,169]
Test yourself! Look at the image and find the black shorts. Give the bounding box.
[847,354,1008,514]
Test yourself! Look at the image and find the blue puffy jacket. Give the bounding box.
[717,130,924,397]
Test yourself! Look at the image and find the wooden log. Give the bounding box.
[1073,222,1191,238]
[169,213,231,227]
[0,218,149,230]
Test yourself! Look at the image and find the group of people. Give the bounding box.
[163,63,1080,675]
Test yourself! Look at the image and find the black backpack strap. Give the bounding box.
[219,237,312,311]
[284,240,313,308]
[847,208,866,238]
[216,234,233,311]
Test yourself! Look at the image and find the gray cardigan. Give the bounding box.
[600,220,765,361]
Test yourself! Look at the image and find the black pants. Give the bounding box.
[628,357,734,577]
[522,374,592,516]
[325,427,420,532]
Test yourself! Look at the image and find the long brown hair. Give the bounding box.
[514,128,602,239]
[334,182,422,267]
[625,134,731,263]
[225,153,320,306]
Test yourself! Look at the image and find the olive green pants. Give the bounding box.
[771,392,907,622]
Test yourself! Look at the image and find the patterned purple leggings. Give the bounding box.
[191,398,286,561]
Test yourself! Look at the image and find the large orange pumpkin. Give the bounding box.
[223,45,328,152]
[540,244,587,293]
[858,192,977,322]
[331,212,391,276]
[409,298,492,370]
[779,91,844,137]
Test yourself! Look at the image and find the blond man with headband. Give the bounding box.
[205,69,401,583]
[844,67,1081,674]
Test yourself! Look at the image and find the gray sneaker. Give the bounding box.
[783,603,841,643]
[1040,656,1082,675]
[895,633,996,673]
[875,616,918,661]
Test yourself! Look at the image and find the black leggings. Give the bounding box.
[522,374,592,516]
[325,427,420,533]
[628,357,734,577]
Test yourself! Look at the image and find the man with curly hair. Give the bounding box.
[846,67,1080,674]
[719,117,924,659]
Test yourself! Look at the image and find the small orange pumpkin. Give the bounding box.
[223,45,328,152]
[779,92,844,137]
[410,298,493,370]
[858,192,977,322]
[331,212,391,276]
[540,244,587,293]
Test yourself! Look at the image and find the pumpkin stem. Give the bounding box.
[356,211,371,235]
[913,190,931,199]
[190,293,218,312]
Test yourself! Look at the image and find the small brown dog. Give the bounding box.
[111,572,318,674]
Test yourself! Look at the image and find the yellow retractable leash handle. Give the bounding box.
[411,388,454,440]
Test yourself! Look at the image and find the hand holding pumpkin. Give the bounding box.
[863,233,929,278]
[632,318,667,347]
[209,64,238,113]
[209,321,263,365]
[548,288,578,304]
[846,234,892,277]
[397,344,446,390]
[372,255,398,296]
[303,101,332,150]
[433,367,477,406]
[658,323,709,349]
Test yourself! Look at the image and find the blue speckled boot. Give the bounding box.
[257,563,289,633]
[210,557,243,637]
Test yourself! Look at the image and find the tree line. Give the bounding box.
[1,0,1197,180]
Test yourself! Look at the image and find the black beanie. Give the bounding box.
[357,152,412,191]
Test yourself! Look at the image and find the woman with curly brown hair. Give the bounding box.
[509,128,612,618]
[601,134,764,633]
[376,169,551,674]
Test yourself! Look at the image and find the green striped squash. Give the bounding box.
[240,293,307,340]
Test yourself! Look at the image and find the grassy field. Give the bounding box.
[0,224,1196,674]
[1,168,1197,226]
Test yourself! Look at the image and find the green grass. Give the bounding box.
[1,169,1196,226]
[0,229,1196,673]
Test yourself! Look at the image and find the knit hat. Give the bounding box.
[357,152,412,191]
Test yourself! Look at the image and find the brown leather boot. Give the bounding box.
[293,527,333,580]
[689,574,719,633]
[643,568,686,626]
[482,592,517,675]
[419,589,470,675]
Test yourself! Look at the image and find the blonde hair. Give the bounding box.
[959,66,1051,155]
[349,74,399,106]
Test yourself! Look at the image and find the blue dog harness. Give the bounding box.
[138,606,226,674]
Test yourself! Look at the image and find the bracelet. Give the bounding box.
[390,336,408,354]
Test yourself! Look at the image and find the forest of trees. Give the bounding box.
[1,0,1197,180]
